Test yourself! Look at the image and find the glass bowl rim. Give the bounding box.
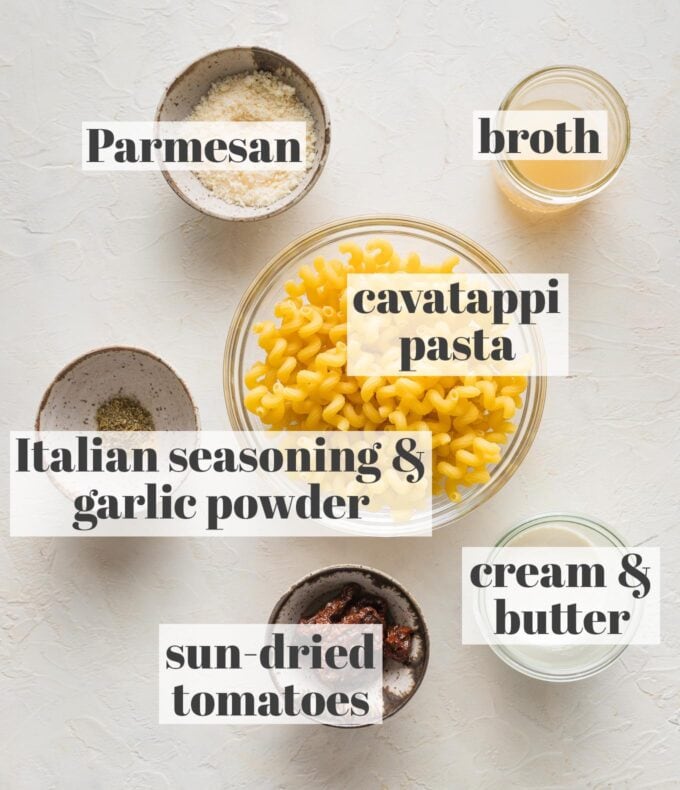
[495,511,627,548]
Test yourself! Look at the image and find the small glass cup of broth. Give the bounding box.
[495,66,630,213]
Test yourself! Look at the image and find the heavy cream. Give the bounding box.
[489,516,628,681]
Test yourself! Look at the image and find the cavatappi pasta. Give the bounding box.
[244,239,527,502]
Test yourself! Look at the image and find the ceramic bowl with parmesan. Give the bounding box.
[155,46,330,221]
[36,346,199,432]
[269,564,430,724]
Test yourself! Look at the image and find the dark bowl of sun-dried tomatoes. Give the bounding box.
[269,564,429,723]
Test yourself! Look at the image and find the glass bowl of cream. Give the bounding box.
[487,513,629,682]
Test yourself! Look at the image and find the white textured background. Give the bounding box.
[1,1,679,788]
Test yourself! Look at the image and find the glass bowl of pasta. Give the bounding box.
[223,216,547,529]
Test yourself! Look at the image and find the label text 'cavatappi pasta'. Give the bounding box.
[346,273,568,377]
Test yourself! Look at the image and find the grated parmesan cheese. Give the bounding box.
[186,70,317,208]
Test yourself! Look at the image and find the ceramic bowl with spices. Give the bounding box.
[156,47,330,221]
[36,346,199,432]
[269,564,430,724]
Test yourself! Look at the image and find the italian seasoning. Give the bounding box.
[96,396,155,432]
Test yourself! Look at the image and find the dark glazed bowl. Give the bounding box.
[269,564,430,723]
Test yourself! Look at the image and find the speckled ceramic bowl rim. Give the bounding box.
[268,563,430,721]
[154,46,331,222]
[35,345,200,431]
